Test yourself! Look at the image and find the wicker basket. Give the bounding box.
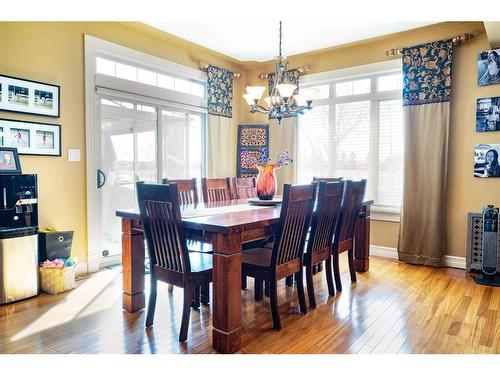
[39,264,77,295]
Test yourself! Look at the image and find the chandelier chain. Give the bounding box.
[279,21,282,58]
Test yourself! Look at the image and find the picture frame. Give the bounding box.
[477,48,500,87]
[474,144,500,178]
[0,74,60,117]
[0,118,61,156]
[476,97,500,132]
[236,124,270,178]
[0,147,22,174]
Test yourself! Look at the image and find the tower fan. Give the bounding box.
[475,205,500,286]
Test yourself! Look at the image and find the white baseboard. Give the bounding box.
[369,245,466,270]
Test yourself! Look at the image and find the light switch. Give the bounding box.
[68,149,81,162]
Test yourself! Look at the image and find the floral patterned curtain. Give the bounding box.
[207,65,234,118]
[398,39,454,267]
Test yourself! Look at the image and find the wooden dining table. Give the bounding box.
[116,198,373,353]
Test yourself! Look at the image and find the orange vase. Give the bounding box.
[256,164,277,200]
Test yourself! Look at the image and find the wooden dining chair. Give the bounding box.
[162,178,199,205]
[312,177,344,183]
[136,182,213,342]
[332,179,366,292]
[242,183,316,330]
[231,177,257,199]
[201,177,232,203]
[303,180,344,308]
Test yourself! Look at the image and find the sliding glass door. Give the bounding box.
[94,95,205,266]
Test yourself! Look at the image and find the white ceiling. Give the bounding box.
[146,21,436,62]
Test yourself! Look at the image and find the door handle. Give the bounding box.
[97,169,106,189]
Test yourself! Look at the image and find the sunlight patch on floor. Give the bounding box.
[11,269,120,341]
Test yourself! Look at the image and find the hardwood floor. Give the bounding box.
[1,255,499,354]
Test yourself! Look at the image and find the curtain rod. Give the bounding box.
[385,33,474,57]
[196,60,241,79]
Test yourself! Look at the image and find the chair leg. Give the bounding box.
[254,278,263,301]
[201,282,210,305]
[179,286,192,342]
[333,250,342,292]
[285,275,294,286]
[168,284,174,293]
[265,280,270,297]
[241,275,247,290]
[295,271,307,315]
[145,276,157,327]
[191,286,200,309]
[269,278,281,330]
[348,248,357,283]
[325,257,335,297]
[305,264,316,309]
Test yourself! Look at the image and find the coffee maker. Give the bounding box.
[0,174,39,304]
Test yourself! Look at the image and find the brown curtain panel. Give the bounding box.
[398,40,454,267]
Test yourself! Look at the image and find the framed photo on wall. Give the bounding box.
[236,124,270,178]
[0,75,60,117]
[478,48,500,86]
[0,118,61,156]
[474,144,500,178]
[0,147,22,174]
[476,97,500,132]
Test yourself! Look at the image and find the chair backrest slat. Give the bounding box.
[162,178,198,205]
[337,179,367,244]
[137,182,191,275]
[271,184,316,266]
[307,181,345,255]
[201,178,232,203]
[232,177,257,199]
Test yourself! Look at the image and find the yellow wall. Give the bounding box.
[0,21,495,264]
[0,22,246,263]
[243,21,497,256]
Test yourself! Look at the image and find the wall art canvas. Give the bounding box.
[478,48,500,86]
[0,118,61,156]
[0,75,60,117]
[236,124,269,178]
[474,144,500,177]
[477,97,500,132]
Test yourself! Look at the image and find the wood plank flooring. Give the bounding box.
[1,255,499,354]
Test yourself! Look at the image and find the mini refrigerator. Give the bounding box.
[0,174,39,304]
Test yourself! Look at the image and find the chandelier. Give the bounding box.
[243,21,313,124]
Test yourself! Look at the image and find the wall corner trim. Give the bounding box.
[369,245,466,270]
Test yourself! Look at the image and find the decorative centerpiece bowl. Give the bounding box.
[241,149,293,201]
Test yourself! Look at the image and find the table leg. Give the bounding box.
[211,232,242,353]
[354,205,371,272]
[121,218,145,312]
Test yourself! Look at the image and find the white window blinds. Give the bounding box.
[298,67,403,213]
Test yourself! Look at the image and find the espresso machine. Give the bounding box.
[0,174,39,304]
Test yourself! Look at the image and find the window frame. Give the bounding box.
[298,60,402,221]
[84,35,208,271]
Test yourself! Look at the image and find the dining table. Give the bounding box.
[116,198,373,353]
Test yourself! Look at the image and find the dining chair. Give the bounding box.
[332,179,366,292]
[241,183,316,330]
[162,178,199,205]
[303,180,344,308]
[231,177,257,199]
[136,182,213,342]
[201,177,232,203]
[312,176,344,183]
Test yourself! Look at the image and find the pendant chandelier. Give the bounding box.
[243,21,313,124]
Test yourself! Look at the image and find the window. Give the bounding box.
[298,65,403,213]
[96,56,206,97]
